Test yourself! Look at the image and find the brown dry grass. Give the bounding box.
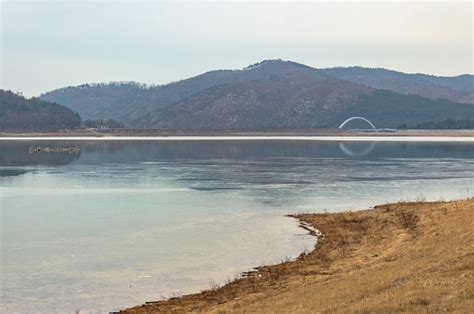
[121,198,474,313]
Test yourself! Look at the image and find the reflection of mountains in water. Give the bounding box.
[1,140,473,166]
[75,141,474,197]
[75,141,474,163]
[1,140,472,206]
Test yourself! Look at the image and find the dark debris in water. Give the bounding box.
[0,169,28,177]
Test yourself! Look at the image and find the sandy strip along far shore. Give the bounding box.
[1,135,473,142]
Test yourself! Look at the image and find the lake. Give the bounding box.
[1,139,473,312]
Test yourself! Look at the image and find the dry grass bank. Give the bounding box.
[121,199,474,313]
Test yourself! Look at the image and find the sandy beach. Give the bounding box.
[121,198,474,313]
[1,129,474,139]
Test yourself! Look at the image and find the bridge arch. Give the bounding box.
[338,117,376,130]
[339,142,376,158]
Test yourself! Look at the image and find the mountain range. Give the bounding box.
[36,59,474,129]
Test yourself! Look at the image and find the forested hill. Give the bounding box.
[321,67,474,104]
[131,84,474,129]
[0,90,81,131]
[39,60,331,123]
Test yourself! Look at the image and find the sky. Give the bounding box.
[1,0,472,97]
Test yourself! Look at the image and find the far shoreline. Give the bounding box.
[1,129,473,142]
[1,135,473,142]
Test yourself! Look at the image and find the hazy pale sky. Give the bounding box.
[1,0,472,97]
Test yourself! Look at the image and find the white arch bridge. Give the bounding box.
[338,117,376,130]
[338,117,398,132]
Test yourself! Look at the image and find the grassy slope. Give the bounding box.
[122,198,474,313]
